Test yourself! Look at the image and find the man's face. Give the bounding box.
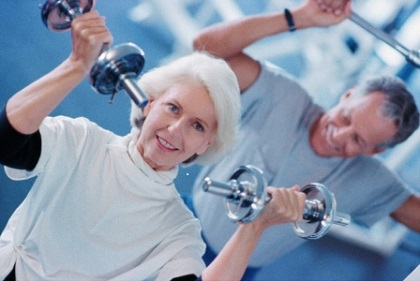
[310,90,397,158]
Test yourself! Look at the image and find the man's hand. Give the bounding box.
[315,0,351,16]
[296,0,352,28]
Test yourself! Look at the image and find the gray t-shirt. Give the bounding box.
[192,61,412,267]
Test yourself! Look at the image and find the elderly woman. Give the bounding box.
[0,11,305,281]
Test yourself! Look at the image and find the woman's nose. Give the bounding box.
[168,119,184,138]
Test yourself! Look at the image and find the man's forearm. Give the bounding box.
[193,12,289,60]
[391,195,420,232]
[193,0,351,59]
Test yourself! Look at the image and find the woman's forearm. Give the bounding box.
[6,58,88,134]
[201,222,264,281]
[201,186,306,281]
[5,11,112,135]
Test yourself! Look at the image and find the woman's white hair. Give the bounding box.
[130,52,241,165]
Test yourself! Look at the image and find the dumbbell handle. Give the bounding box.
[203,178,243,198]
[203,178,350,226]
[53,0,80,18]
[304,200,350,226]
[349,11,420,68]
[332,212,352,226]
[118,74,149,108]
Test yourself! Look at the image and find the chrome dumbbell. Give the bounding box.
[202,165,351,240]
[40,0,148,108]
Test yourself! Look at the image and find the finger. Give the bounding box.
[273,188,302,221]
[290,185,300,192]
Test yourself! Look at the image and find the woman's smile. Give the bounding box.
[156,136,178,151]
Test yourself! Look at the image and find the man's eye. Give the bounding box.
[354,136,364,149]
[342,113,350,125]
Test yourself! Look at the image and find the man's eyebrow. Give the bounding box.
[347,110,368,148]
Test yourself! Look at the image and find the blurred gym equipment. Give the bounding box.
[350,11,420,68]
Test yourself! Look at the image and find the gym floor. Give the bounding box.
[0,1,419,280]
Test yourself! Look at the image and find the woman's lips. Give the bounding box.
[157,136,178,151]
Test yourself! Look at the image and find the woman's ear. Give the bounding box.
[196,135,215,156]
[143,97,155,117]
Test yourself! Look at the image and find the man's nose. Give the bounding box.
[333,126,352,143]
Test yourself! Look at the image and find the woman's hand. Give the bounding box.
[252,185,306,231]
[69,11,114,75]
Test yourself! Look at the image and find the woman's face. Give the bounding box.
[137,80,217,171]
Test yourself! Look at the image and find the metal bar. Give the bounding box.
[350,11,420,67]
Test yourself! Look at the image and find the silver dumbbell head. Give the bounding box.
[90,43,145,95]
[202,165,268,223]
[41,0,94,31]
[225,165,269,223]
[293,183,350,240]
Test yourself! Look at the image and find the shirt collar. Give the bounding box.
[128,136,178,186]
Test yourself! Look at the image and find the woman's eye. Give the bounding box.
[193,122,204,132]
[168,104,179,113]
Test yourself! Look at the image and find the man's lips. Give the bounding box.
[325,124,340,153]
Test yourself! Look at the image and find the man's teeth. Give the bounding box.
[326,126,339,151]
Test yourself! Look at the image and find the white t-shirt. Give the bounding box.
[0,116,205,280]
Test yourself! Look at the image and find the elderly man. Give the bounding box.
[190,0,420,279]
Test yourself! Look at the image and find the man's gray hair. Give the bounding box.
[130,52,241,165]
[353,75,419,149]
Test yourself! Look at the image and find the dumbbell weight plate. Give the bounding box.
[225,165,268,223]
[90,42,145,96]
[293,183,336,239]
[41,0,95,31]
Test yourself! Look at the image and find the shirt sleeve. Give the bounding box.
[171,274,200,281]
[156,243,206,281]
[0,107,41,170]
[332,156,413,227]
